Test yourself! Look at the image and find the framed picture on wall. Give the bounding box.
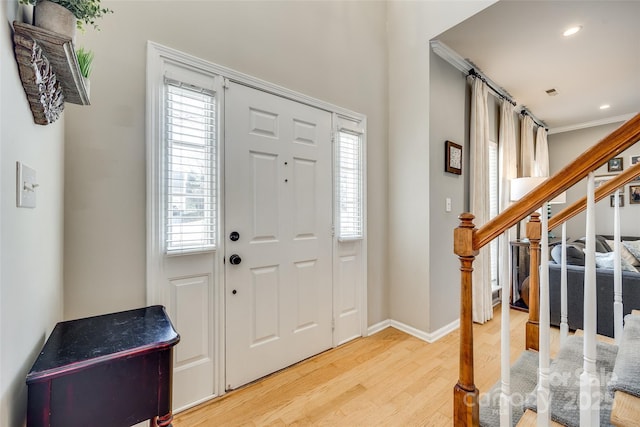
[595,174,616,188]
[631,185,640,204]
[631,155,640,165]
[445,140,462,175]
[608,157,623,172]
[610,194,625,207]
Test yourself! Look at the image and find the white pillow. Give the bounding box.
[606,239,640,267]
[622,240,640,265]
[594,251,638,272]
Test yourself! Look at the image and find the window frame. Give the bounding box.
[335,116,366,242]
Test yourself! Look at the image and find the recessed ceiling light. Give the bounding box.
[600,104,611,110]
[563,26,582,37]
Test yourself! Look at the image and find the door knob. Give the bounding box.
[229,254,242,265]
[229,231,240,241]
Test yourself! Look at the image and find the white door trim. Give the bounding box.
[146,41,367,407]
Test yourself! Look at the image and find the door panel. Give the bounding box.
[225,82,333,389]
[162,253,216,410]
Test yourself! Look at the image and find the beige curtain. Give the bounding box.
[470,77,492,324]
[499,100,518,301]
[520,115,535,177]
[534,126,549,177]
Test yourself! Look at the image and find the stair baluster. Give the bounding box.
[613,188,623,345]
[580,172,600,426]
[560,222,569,345]
[538,202,552,426]
[500,229,513,427]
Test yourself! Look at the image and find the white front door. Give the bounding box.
[224,82,333,389]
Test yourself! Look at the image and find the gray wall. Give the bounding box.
[427,50,468,331]
[1,3,65,426]
[64,1,390,323]
[427,51,504,330]
[548,121,640,239]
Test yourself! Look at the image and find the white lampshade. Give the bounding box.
[549,191,566,205]
[510,176,566,204]
[510,177,546,201]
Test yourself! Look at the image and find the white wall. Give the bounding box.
[64,1,389,323]
[1,3,65,426]
[387,0,497,333]
[548,120,640,239]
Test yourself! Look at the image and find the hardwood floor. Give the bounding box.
[173,306,559,426]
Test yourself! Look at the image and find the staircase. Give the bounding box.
[479,314,640,427]
[452,114,640,427]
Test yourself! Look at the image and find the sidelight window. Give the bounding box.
[164,79,217,253]
[336,129,364,241]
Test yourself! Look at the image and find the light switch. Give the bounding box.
[445,197,452,212]
[17,162,37,208]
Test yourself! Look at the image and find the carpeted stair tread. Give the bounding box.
[524,335,618,427]
[479,350,539,427]
[608,314,640,398]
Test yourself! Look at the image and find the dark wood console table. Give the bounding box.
[26,306,180,427]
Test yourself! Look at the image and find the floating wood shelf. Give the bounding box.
[12,21,90,125]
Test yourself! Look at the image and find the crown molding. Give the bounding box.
[430,39,472,74]
[548,113,638,135]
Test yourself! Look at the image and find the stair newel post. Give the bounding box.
[526,212,542,351]
[453,213,479,426]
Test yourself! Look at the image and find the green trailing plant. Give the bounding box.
[75,47,93,78]
[20,0,113,31]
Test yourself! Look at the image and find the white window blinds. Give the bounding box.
[164,79,217,253]
[337,129,363,240]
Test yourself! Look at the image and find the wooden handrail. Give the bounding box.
[473,113,640,250]
[549,161,640,230]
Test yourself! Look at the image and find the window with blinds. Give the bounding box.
[337,129,363,240]
[489,141,499,291]
[164,79,217,253]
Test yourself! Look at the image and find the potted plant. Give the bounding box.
[75,46,93,95]
[20,0,112,39]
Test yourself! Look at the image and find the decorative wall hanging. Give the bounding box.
[608,157,623,172]
[13,21,90,125]
[445,140,462,175]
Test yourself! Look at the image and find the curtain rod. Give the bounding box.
[468,69,548,131]
[520,109,548,131]
[468,68,516,107]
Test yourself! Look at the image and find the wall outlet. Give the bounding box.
[17,161,37,208]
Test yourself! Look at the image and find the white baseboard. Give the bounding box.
[367,318,460,343]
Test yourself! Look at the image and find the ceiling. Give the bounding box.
[433,0,640,132]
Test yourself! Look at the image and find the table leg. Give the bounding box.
[152,413,173,427]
